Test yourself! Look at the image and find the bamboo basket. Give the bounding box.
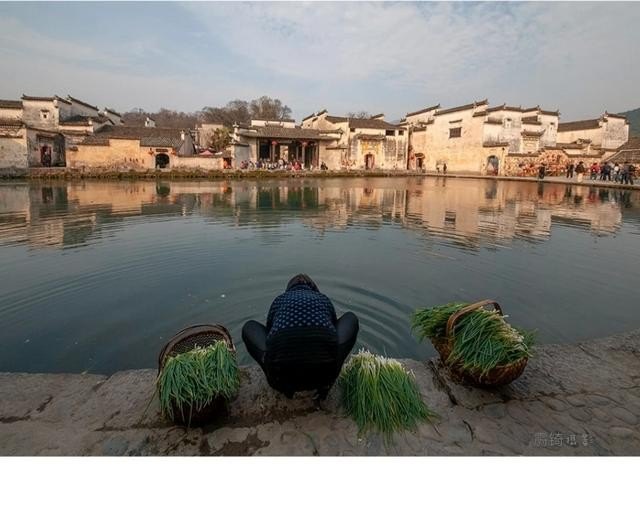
[158,324,236,426]
[430,300,528,387]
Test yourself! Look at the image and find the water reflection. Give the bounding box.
[1,176,640,375]
[1,177,638,250]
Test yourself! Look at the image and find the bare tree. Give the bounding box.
[347,111,372,119]
[249,96,292,120]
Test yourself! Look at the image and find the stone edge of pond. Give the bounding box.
[1,329,639,456]
[0,168,638,191]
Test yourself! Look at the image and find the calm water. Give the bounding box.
[1,176,639,374]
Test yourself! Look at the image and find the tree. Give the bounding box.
[249,96,292,120]
[208,127,231,153]
[200,100,251,127]
[347,111,372,119]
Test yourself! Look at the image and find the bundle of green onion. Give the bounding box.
[412,302,535,377]
[339,350,436,441]
[157,340,240,423]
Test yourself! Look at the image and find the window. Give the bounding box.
[449,127,462,138]
[504,118,512,129]
[40,110,50,120]
[385,130,395,136]
[350,127,356,132]
[399,130,404,136]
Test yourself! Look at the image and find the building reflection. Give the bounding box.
[0,177,638,249]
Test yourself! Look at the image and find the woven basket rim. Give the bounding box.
[158,323,235,373]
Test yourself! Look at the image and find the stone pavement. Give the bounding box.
[1,330,639,456]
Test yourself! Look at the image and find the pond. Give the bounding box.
[1,176,639,374]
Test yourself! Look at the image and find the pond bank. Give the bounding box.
[0,168,638,191]
[1,330,639,455]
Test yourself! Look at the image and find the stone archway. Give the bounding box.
[155,153,170,169]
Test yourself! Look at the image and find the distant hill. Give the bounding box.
[620,107,640,137]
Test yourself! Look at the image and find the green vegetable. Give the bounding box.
[412,302,535,378]
[157,340,240,425]
[339,350,436,442]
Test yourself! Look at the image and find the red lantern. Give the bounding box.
[271,140,278,146]
[302,141,308,147]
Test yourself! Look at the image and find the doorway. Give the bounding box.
[364,153,375,170]
[487,155,499,175]
[40,145,52,167]
[155,153,170,169]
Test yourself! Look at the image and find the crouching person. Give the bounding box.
[242,274,359,399]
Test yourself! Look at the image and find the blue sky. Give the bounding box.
[1,1,638,121]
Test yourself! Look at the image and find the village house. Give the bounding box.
[66,125,212,170]
[556,112,629,152]
[403,100,561,175]
[404,100,631,176]
[231,118,342,168]
[301,110,407,170]
[0,94,126,170]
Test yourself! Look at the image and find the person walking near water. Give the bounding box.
[443,162,447,175]
[575,161,586,182]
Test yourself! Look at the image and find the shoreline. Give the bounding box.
[0,168,637,191]
[1,330,639,455]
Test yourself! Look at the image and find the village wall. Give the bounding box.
[0,133,28,169]
[67,139,154,170]
[22,99,61,130]
[172,156,224,170]
[0,107,23,121]
[601,118,629,150]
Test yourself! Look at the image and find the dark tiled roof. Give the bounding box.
[347,117,402,130]
[22,94,71,104]
[521,130,544,137]
[246,126,338,140]
[487,104,524,113]
[522,116,540,124]
[370,113,384,119]
[473,110,488,117]
[104,108,121,117]
[555,142,587,149]
[406,104,440,117]
[558,119,601,132]
[435,99,488,116]
[483,141,509,147]
[539,109,560,116]
[605,112,627,120]
[325,115,348,124]
[67,95,99,111]
[302,113,316,122]
[0,100,22,109]
[0,119,24,127]
[81,125,186,148]
[354,133,385,141]
[60,115,110,126]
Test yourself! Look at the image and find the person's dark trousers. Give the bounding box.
[242,312,359,397]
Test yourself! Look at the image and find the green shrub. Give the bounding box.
[157,340,239,423]
[339,350,436,441]
[412,303,535,377]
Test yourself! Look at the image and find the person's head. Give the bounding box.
[286,273,319,292]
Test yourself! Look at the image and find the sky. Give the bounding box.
[1,1,639,122]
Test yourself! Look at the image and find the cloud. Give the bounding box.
[0,2,638,119]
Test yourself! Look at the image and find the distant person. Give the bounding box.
[538,163,546,180]
[620,164,630,184]
[628,163,636,184]
[567,162,575,178]
[613,163,621,182]
[575,161,586,181]
[242,274,359,399]
[443,162,447,174]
